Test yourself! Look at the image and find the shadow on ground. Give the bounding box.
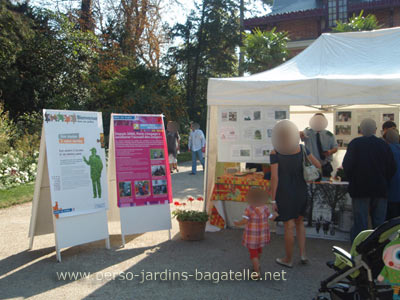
[0,161,349,299]
[0,228,349,299]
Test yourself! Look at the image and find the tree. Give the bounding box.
[80,0,94,32]
[104,0,167,70]
[168,0,240,126]
[238,0,273,76]
[241,27,289,74]
[93,65,188,133]
[0,2,99,118]
[333,10,380,32]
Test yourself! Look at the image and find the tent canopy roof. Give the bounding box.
[207,27,400,106]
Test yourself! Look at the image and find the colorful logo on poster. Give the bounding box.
[45,112,97,124]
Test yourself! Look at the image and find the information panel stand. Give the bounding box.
[28,110,110,262]
[107,114,172,246]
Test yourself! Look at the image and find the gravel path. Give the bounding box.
[0,162,348,300]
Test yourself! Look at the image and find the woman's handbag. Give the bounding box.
[301,145,320,182]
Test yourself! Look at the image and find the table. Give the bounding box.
[209,174,350,235]
[209,173,271,229]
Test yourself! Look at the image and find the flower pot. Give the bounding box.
[178,220,206,241]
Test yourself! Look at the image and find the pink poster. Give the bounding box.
[113,114,172,207]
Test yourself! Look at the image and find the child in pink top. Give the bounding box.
[234,188,277,279]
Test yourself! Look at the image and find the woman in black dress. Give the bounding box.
[270,120,321,268]
[166,121,180,173]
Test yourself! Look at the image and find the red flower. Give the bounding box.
[197,197,204,201]
[174,201,181,206]
[188,197,194,202]
[182,203,187,206]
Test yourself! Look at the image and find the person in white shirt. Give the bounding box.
[188,122,205,175]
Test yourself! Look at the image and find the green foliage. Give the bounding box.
[179,133,189,152]
[168,0,240,127]
[242,27,289,74]
[172,197,208,222]
[0,103,15,154]
[13,111,42,156]
[0,2,99,118]
[177,151,192,163]
[172,209,209,222]
[95,65,188,125]
[0,105,40,190]
[0,149,39,189]
[333,10,380,32]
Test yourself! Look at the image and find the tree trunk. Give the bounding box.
[238,0,244,76]
[80,0,94,32]
[188,0,207,117]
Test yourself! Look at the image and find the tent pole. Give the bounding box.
[203,105,211,212]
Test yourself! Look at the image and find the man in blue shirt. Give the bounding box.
[300,113,338,178]
[385,128,400,220]
[343,118,396,242]
[188,122,205,175]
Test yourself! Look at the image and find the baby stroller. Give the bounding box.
[314,216,400,300]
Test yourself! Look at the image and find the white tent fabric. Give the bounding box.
[204,28,400,228]
[207,27,400,106]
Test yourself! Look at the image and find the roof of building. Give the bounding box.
[244,0,400,28]
[269,0,323,17]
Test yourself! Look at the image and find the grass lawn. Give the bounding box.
[0,183,34,209]
[177,151,192,162]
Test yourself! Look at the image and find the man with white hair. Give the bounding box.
[343,118,396,241]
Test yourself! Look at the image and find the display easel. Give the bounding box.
[28,125,110,262]
[107,114,172,247]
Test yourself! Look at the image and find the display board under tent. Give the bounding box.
[334,106,400,149]
[217,105,289,163]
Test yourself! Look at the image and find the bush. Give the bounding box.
[333,10,380,32]
[179,133,189,151]
[13,111,42,156]
[0,105,40,190]
[0,103,15,154]
[0,149,38,189]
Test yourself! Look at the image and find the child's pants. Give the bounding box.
[248,247,262,259]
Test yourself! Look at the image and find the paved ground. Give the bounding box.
[0,162,349,300]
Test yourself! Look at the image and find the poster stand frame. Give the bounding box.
[28,119,110,262]
[107,113,172,247]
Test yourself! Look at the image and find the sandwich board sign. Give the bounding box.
[107,114,172,246]
[28,109,110,262]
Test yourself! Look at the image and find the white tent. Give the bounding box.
[204,27,400,215]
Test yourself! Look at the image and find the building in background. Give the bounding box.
[244,0,400,56]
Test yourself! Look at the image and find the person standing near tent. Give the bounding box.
[234,188,276,279]
[385,128,400,220]
[188,122,205,175]
[166,121,180,173]
[300,113,338,178]
[270,120,321,268]
[382,120,398,143]
[343,118,396,242]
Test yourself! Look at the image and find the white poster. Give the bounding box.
[334,107,400,149]
[217,105,289,163]
[43,109,108,218]
[219,126,238,141]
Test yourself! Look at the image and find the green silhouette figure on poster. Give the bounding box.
[83,148,103,198]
